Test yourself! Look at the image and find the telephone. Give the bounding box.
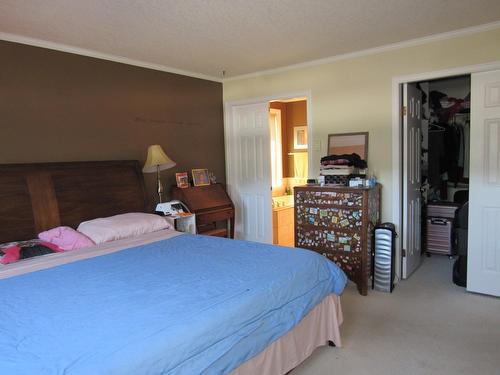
[155,200,189,216]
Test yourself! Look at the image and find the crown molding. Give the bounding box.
[0,32,222,83]
[2,20,499,83]
[224,20,500,82]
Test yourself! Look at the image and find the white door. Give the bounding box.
[468,70,500,296]
[226,102,273,243]
[402,83,423,279]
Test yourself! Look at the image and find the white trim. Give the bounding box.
[391,81,403,281]
[225,21,500,82]
[225,91,312,106]
[0,32,222,83]
[3,21,499,83]
[391,60,500,281]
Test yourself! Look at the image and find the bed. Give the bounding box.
[0,161,346,375]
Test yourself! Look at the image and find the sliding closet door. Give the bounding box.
[225,102,272,243]
[468,70,500,297]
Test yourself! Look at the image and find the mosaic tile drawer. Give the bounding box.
[294,185,381,296]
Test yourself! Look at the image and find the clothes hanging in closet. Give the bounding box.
[444,125,461,183]
[453,114,470,178]
[427,89,470,186]
[463,122,470,178]
[428,129,446,187]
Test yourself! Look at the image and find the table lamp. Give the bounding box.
[143,144,176,203]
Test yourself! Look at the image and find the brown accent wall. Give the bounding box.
[0,41,225,209]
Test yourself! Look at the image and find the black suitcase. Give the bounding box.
[453,256,467,287]
[452,203,468,287]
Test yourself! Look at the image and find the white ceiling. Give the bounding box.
[1,0,500,80]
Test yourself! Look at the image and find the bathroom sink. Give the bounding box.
[272,195,294,209]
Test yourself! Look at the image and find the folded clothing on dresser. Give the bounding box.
[320,153,367,169]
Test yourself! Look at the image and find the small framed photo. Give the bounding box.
[293,126,308,149]
[176,172,189,188]
[192,169,210,186]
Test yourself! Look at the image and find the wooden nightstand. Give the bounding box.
[171,183,235,238]
[164,213,196,234]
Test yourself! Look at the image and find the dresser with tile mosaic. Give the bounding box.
[294,184,381,295]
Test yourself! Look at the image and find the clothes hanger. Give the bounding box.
[429,123,445,132]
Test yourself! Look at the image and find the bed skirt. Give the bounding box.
[231,294,343,375]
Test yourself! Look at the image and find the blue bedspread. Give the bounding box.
[0,234,346,375]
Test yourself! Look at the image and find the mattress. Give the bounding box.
[0,230,347,375]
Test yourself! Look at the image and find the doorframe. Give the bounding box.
[391,61,500,280]
[224,90,313,240]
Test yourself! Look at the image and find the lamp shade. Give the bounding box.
[142,144,176,173]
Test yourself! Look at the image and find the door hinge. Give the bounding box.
[402,106,407,117]
[402,248,406,257]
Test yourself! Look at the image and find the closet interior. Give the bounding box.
[417,75,470,286]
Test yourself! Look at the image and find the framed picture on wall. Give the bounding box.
[293,126,308,149]
[175,172,189,188]
[192,169,210,186]
[327,132,368,160]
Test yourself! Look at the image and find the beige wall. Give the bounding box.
[224,28,500,221]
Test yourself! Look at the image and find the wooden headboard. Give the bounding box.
[0,160,147,243]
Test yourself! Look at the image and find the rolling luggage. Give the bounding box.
[426,203,459,256]
[427,202,459,219]
[426,217,454,255]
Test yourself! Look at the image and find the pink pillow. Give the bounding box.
[38,226,95,251]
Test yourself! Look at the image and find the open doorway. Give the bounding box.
[405,75,471,287]
[269,98,308,247]
[393,64,500,297]
[224,91,312,245]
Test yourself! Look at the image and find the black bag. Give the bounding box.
[453,256,467,287]
[451,202,468,288]
[452,203,468,256]
[19,244,56,259]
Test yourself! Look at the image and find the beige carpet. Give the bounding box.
[292,255,500,375]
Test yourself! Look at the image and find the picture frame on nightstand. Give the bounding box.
[192,169,210,186]
[176,172,189,188]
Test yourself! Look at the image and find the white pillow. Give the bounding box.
[77,213,171,245]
